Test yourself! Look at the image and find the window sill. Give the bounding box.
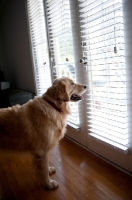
[67,121,80,131]
[90,133,130,154]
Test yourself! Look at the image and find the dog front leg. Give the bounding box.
[33,153,59,190]
[49,166,56,175]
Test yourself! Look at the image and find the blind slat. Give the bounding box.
[27,0,52,96]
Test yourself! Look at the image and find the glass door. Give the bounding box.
[64,0,132,172]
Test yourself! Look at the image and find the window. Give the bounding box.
[45,0,80,126]
[78,0,128,151]
[27,0,52,96]
[27,0,131,158]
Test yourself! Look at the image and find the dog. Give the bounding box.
[0,77,87,189]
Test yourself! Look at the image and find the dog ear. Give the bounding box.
[57,82,69,102]
[46,82,69,102]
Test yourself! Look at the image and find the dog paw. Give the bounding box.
[45,180,59,190]
[49,167,56,175]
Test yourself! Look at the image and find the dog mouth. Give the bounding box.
[70,94,83,101]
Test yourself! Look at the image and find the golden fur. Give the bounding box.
[0,77,86,189]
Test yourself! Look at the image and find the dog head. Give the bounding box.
[44,77,87,104]
[45,80,69,102]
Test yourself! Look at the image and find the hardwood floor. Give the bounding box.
[0,137,132,200]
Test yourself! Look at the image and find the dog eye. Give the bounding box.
[71,82,74,85]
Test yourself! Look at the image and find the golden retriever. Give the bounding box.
[0,77,86,189]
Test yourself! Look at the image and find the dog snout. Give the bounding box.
[83,85,87,89]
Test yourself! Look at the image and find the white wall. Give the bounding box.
[0,0,35,93]
[123,0,132,171]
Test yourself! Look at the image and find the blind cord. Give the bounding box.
[113,1,117,54]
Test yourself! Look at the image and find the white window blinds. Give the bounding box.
[27,0,52,96]
[78,0,128,151]
[45,0,80,126]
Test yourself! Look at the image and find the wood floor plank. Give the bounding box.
[0,137,132,200]
[19,155,62,200]
[58,138,132,200]
[0,180,5,200]
[0,163,16,200]
[53,168,89,200]
[54,175,77,200]
[85,184,111,200]
[50,153,91,194]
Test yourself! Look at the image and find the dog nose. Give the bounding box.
[84,85,87,89]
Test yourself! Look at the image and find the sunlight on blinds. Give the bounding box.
[46,0,80,126]
[27,0,51,96]
[78,0,128,152]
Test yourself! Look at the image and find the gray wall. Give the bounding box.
[0,0,35,93]
[0,23,5,70]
